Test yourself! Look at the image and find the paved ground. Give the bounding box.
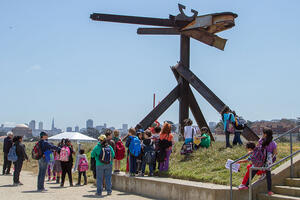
[0,170,155,200]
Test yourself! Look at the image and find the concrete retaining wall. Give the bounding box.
[112,173,248,200]
[112,154,300,200]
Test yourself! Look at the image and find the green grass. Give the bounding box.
[1,141,299,186]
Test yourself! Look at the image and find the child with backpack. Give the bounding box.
[52,148,62,184]
[60,139,74,187]
[74,149,88,186]
[239,128,277,196]
[141,130,155,176]
[113,130,125,174]
[10,136,28,186]
[91,134,115,196]
[232,111,245,146]
[152,126,161,171]
[158,123,174,171]
[237,142,265,190]
[125,128,141,177]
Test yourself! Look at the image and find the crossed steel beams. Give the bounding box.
[138,63,259,142]
[90,5,259,142]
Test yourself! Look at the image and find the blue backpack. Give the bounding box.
[99,145,112,164]
[8,145,18,162]
[129,136,141,157]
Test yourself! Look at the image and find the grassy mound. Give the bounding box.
[0,141,299,186]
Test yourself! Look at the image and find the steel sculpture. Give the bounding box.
[90,4,259,141]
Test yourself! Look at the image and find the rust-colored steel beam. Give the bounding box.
[181,29,227,50]
[139,85,180,130]
[137,28,180,35]
[174,64,259,141]
[175,63,226,112]
[172,67,215,141]
[90,13,177,27]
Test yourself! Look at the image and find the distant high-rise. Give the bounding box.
[29,120,36,131]
[122,124,128,132]
[75,126,79,132]
[66,127,72,132]
[51,118,55,131]
[86,119,93,129]
[38,121,43,130]
[297,117,300,125]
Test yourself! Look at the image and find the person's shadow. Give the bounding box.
[0,184,17,188]
[82,194,104,198]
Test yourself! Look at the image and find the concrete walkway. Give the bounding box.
[0,170,155,200]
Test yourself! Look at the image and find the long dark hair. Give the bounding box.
[262,128,273,147]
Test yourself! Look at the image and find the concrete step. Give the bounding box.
[285,178,300,187]
[273,185,300,197]
[258,193,300,200]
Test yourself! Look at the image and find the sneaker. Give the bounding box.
[13,183,19,186]
[238,184,248,190]
[268,191,274,196]
[107,192,112,195]
[129,173,135,177]
[95,193,102,197]
[18,182,24,185]
[52,177,56,181]
[84,182,87,185]
[149,173,154,177]
[75,183,80,186]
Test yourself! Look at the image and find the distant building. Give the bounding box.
[38,121,43,130]
[66,127,72,132]
[51,118,55,131]
[75,126,79,132]
[12,124,32,139]
[122,124,128,132]
[29,120,36,131]
[86,119,93,129]
[297,118,300,126]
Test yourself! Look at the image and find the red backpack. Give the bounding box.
[115,139,125,160]
[32,141,43,160]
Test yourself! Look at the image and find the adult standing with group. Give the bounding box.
[2,131,13,175]
[12,135,28,185]
[37,132,60,192]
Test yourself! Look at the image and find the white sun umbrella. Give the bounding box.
[48,132,97,152]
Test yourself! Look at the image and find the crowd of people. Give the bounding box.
[1,117,277,197]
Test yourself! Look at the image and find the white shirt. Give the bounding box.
[184,126,195,139]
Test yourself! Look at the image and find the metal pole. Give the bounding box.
[249,168,252,200]
[290,132,293,177]
[230,164,233,200]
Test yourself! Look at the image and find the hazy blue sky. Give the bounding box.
[1,0,299,130]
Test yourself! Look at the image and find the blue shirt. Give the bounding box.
[223,113,235,131]
[39,140,60,154]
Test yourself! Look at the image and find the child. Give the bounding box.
[136,129,144,176]
[237,142,265,190]
[194,127,211,150]
[52,149,62,184]
[47,151,56,181]
[75,149,88,186]
[152,126,161,171]
[141,130,155,176]
[183,118,195,144]
[125,128,141,177]
[113,130,125,174]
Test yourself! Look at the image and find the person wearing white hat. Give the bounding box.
[2,131,13,175]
